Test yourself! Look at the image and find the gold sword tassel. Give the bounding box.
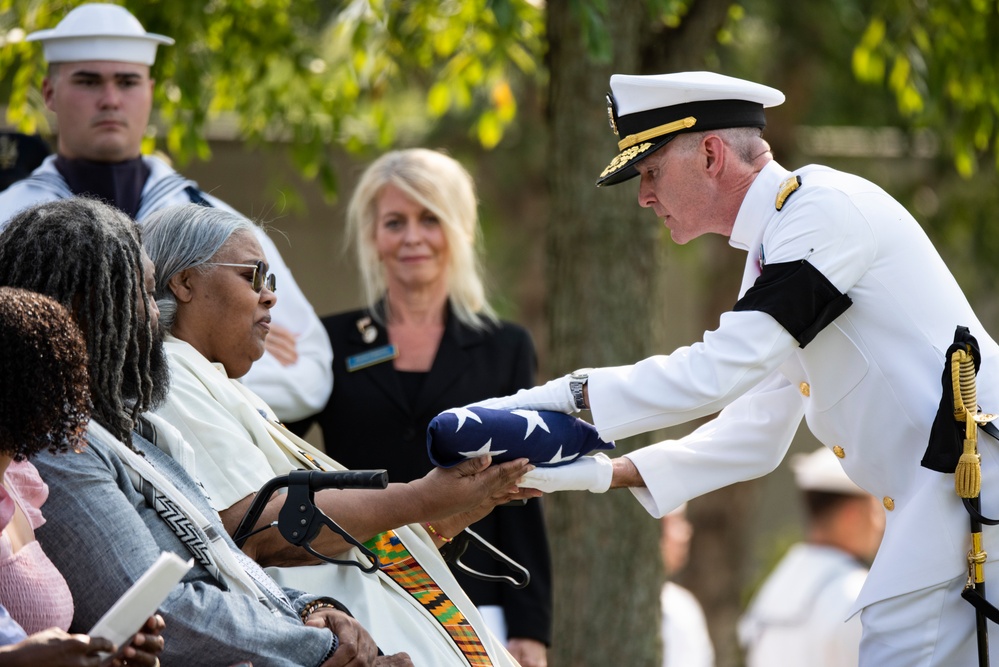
[954,346,982,500]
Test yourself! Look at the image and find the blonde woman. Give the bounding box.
[298,148,552,667]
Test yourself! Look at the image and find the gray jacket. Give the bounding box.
[32,428,335,667]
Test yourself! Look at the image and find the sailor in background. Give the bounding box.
[0,3,332,423]
[739,447,884,667]
[475,70,999,666]
[659,503,714,667]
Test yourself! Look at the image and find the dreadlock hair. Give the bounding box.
[0,287,90,461]
[0,198,156,444]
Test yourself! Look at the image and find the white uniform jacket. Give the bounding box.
[738,543,867,667]
[0,155,332,421]
[661,581,715,667]
[587,160,999,613]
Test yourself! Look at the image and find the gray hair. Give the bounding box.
[142,204,257,332]
[673,126,767,164]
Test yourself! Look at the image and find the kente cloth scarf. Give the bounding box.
[250,414,494,665]
[88,420,289,614]
[365,531,492,667]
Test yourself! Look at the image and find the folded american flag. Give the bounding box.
[427,406,615,468]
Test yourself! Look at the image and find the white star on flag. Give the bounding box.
[458,438,508,459]
[546,446,579,465]
[511,409,550,439]
[443,407,483,431]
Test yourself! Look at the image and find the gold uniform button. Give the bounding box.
[799,382,810,397]
[883,497,895,511]
[832,446,845,458]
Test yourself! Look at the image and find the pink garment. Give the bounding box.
[0,460,74,634]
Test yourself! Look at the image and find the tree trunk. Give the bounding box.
[545,1,744,665]
[545,1,663,664]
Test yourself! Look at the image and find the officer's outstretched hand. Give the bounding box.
[517,453,613,493]
[468,375,577,414]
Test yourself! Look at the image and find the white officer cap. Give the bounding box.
[26,3,173,67]
[597,71,784,187]
[790,447,866,495]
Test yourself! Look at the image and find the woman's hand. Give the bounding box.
[414,456,542,538]
[508,637,548,667]
[264,323,299,366]
[0,627,114,667]
[107,614,165,667]
[305,606,412,667]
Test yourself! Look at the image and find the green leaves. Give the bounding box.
[0,0,545,196]
[854,0,999,176]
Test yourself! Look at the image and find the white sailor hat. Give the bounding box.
[26,3,173,67]
[597,71,785,186]
[790,447,866,495]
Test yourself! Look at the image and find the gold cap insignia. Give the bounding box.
[606,94,619,137]
[599,142,653,179]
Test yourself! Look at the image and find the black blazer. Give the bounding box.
[293,302,553,644]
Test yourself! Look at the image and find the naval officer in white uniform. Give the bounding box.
[476,71,999,666]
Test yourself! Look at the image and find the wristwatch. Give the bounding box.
[569,368,593,410]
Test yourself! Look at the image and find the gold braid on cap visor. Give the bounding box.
[600,143,654,178]
[617,116,697,151]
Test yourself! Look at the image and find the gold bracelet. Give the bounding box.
[424,522,453,544]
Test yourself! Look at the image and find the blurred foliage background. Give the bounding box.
[3,0,999,665]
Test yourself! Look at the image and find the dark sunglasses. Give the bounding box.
[206,260,276,293]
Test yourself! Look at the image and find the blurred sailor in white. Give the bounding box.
[659,503,714,667]
[739,448,884,667]
[0,3,333,421]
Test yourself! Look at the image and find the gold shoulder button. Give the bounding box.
[775,175,802,211]
[832,445,845,458]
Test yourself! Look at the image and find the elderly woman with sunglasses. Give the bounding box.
[142,203,534,667]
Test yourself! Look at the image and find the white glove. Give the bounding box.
[516,453,613,493]
[468,374,577,413]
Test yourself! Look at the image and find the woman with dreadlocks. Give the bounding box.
[0,286,165,666]
[0,197,164,444]
[0,198,408,667]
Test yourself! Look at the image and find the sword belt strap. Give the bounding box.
[964,587,999,624]
[960,421,999,628]
[969,422,999,526]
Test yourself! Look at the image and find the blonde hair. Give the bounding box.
[346,148,496,329]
